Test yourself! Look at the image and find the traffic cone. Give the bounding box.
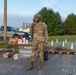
[71,43,74,50]
[56,39,58,43]
[51,40,54,46]
[65,39,67,43]
[62,41,65,47]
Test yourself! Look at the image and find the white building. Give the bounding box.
[18,23,31,33]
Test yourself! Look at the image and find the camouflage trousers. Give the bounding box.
[30,40,45,62]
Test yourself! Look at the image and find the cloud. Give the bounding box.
[0,14,3,26]
[0,14,33,27]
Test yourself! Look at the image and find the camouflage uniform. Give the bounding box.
[30,21,48,62]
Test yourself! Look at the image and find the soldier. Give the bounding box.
[27,14,48,70]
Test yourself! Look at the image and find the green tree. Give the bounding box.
[38,7,62,36]
[64,13,76,35]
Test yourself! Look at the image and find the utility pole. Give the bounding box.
[4,0,7,42]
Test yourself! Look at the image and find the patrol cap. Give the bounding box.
[34,14,41,18]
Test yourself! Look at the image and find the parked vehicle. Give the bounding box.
[0,26,30,39]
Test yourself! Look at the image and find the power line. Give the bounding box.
[47,0,68,15]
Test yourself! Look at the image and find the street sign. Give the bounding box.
[19,47,32,58]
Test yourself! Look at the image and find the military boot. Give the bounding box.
[27,61,34,70]
[38,62,42,70]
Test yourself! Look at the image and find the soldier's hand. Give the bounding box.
[30,23,35,27]
[45,40,48,44]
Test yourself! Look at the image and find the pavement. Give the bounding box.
[0,52,76,75]
[0,42,76,75]
[50,42,76,50]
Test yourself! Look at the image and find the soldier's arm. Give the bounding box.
[44,24,49,42]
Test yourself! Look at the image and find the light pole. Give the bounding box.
[4,0,7,42]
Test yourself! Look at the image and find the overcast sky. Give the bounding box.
[0,0,76,27]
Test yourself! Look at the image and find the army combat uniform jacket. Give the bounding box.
[30,21,48,42]
[30,21,48,62]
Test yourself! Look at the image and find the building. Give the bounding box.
[18,23,30,33]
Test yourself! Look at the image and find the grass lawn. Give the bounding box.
[49,35,76,42]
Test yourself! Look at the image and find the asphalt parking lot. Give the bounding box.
[0,51,76,75]
[0,42,76,75]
